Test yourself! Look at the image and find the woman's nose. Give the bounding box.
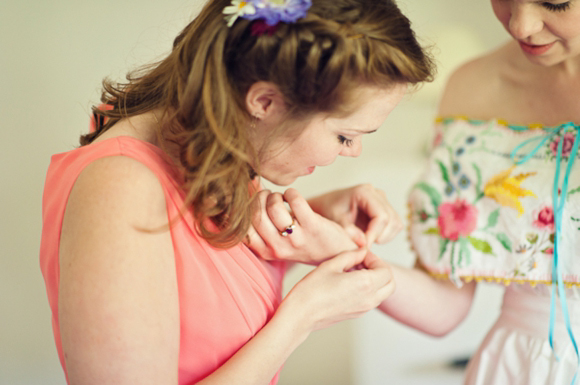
[509,5,544,40]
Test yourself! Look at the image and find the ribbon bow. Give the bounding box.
[511,122,580,384]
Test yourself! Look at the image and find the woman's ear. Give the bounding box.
[245,82,286,120]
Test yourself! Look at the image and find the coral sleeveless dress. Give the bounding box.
[39,136,286,384]
[407,118,580,384]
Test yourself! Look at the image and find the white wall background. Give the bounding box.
[0,1,508,384]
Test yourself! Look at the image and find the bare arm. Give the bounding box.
[59,156,180,385]
[377,264,476,336]
[372,53,495,337]
[59,156,395,385]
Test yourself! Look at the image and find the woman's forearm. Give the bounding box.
[378,264,476,336]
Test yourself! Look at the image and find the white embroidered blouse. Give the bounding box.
[407,117,580,288]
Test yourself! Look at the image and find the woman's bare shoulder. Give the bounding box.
[64,154,169,231]
[438,42,514,118]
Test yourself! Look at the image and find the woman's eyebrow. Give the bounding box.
[357,128,379,134]
[342,127,379,134]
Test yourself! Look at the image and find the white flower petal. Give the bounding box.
[223,5,239,15]
[226,14,239,27]
[223,1,257,26]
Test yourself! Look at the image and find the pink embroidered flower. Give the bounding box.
[542,247,554,256]
[437,199,478,241]
[532,206,555,232]
[433,130,443,148]
[550,132,576,158]
[418,209,429,223]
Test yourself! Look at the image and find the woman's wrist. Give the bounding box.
[273,296,312,347]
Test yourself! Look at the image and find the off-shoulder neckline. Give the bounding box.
[436,115,579,132]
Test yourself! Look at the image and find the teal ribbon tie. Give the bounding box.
[511,122,580,384]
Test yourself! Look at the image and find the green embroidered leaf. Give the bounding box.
[467,236,494,255]
[437,160,451,186]
[423,227,440,235]
[569,186,580,196]
[438,238,450,261]
[459,237,471,265]
[415,182,442,215]
[495,233,512,252]
[472,163,483,194]
[485,209,500,229]
[526,233,538,244]
[449,242,457,271]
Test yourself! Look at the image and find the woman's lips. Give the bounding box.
[519,41,555,56]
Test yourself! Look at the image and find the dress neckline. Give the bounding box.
[436,115,580,133]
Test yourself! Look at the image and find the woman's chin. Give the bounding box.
[260,174,296,187]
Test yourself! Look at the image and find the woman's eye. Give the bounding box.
[338,135,354,147]
[542,1,571,11]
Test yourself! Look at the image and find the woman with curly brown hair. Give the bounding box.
[39,0,433,384]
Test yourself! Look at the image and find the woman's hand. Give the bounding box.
[308,184,403,247]
[245,188,362,265]
[195,248,396,385]
[278,248,396,332]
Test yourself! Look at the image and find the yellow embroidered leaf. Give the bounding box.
[483,167,537,216]
[485,166,515,186]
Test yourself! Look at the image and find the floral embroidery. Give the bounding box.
[409,118,580,286]
[549,132,575,157]
[542,247,554,255]
[510,206,556,276]
[483,166,537,216]
[437,199,478,241]
[433,128,443,148]
[532,205,555,232]
[547,130,578,160]
[415,153,513,276]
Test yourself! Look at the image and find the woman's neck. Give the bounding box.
[91,111,160,144]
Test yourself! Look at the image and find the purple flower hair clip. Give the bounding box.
[223,0,312,29]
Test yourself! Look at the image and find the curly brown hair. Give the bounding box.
[82,0,435,247]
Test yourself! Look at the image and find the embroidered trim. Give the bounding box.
[436,115,580,133]
[425,271,580,288]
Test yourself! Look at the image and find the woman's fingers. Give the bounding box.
[283,188,316,227]
[253,190,295,239]
[363,194,403,245]
[321,247,368,272]
[291,249,396,331]
[244,224,274,260]
[362,253,396,299]
[248,188,359,264]
[265,192,296,235]
[343,224,367,247]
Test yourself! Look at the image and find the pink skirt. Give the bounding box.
[465,284,580,385]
